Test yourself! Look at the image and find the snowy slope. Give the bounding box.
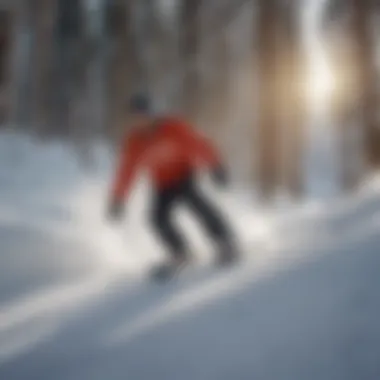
[1,132,380,380]
[0,133,107,301]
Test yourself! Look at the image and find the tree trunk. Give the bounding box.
[352,0,380,171]
[51,0,83,136]
[32,0,57,135]
[129,0,155,93]
[0,10,12,125]
[84,0,107,138]
[279,2,305,199]
[180,0,202,121]
[106,0,134,139]
[256,0,281,201]
[9,0,36,129]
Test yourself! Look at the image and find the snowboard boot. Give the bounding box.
[216,240,240,267]
[150,254,190,283]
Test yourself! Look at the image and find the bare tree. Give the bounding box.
[9,0,37,128]
[50,0,84,136]
[0,10,11,125]
[128,0,156,93]
[352,0,380,171]
[324,0,364,191]
[179,0,202,121]
[105,0,135,139]
[84,0,108,138]
[279,0,306,198]
[31,0,58,135]
[256,0,282,201]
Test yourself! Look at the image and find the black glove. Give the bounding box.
[107,199,125,222]
[211,165,228,187]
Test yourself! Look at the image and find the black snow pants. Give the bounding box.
[151,174,233,260]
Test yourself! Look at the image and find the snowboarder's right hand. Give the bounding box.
[107,199,124,223]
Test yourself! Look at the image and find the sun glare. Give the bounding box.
[308,57,334,109]
[303,0,334,114]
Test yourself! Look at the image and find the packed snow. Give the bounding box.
[0,132,380,380]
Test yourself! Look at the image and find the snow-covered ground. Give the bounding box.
[0,132,380,380]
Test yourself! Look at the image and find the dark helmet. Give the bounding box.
[128,93,152,114]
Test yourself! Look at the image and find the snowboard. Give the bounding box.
[149,255,240,284]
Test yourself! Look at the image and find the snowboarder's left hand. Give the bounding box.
[107,199,124,222]
[211,165,228,187]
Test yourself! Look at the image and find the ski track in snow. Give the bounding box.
[0,132,380,380]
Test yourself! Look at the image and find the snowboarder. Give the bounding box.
[107,94,239,281]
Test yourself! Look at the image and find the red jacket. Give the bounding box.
[111,117,221,202]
